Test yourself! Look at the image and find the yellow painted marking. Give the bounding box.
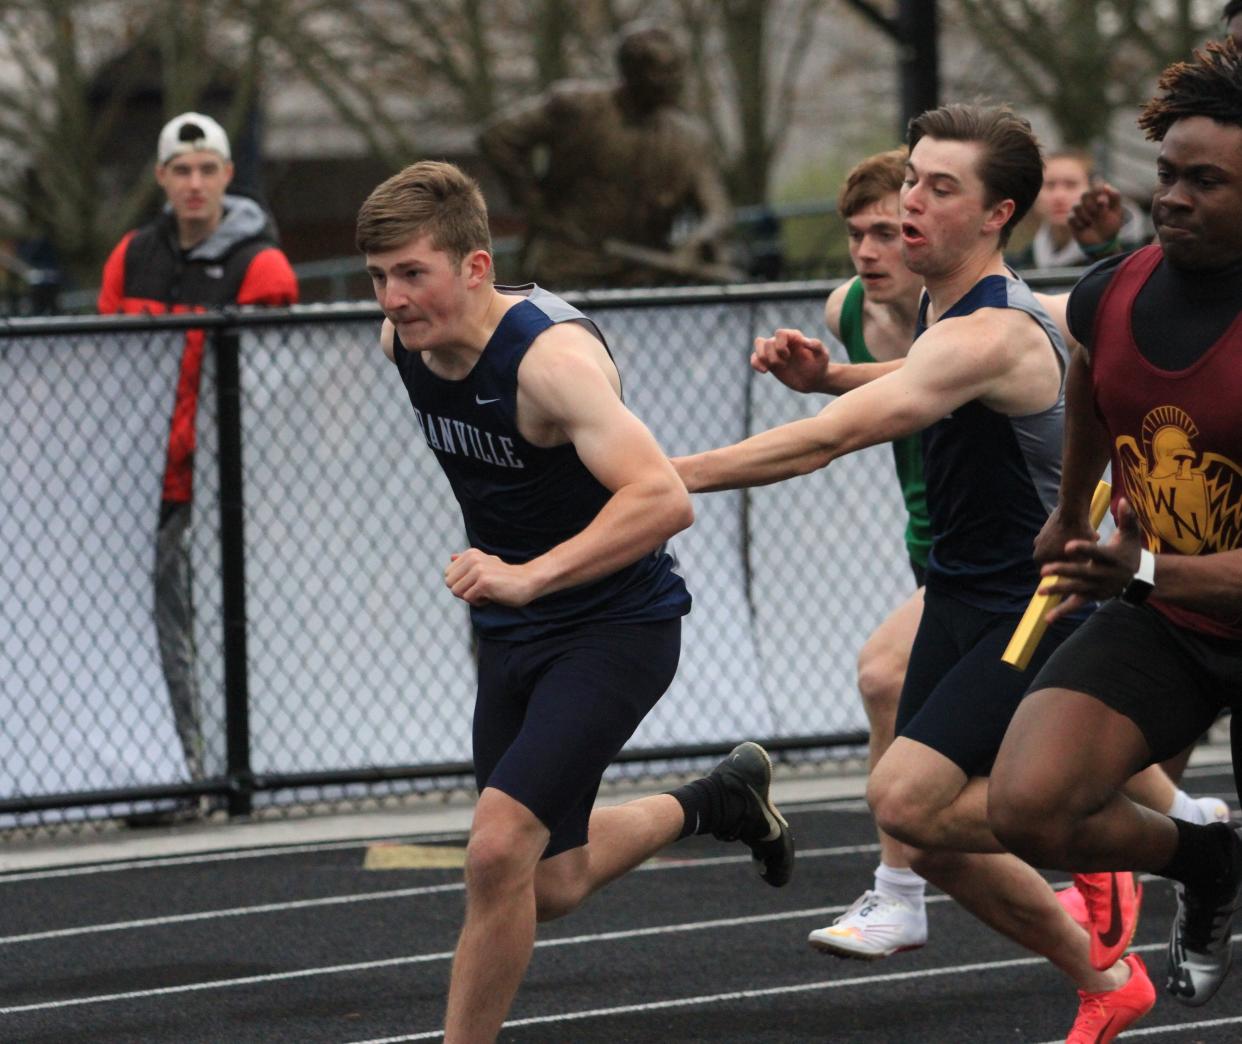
[364,844,467,870]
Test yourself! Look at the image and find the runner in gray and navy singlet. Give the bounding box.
[674,105,1155,1034]
[391,284,690,640]
[889,271,1084,775]
[919,273,1071,614]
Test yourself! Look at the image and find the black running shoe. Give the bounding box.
[1167,824,1242,1007]
[707,742,794,887]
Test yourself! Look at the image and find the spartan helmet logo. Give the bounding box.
[1148,424,1196,480]
[1118,405,1242,556]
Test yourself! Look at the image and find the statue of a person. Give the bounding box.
[478,22,736,288]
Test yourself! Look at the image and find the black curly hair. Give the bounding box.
[1138,39,1242,141]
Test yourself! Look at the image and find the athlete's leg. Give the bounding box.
[445,789,550,1044]
[445,620,681,1042]
[857,588,925,869]
[989,601,1225,873]
[911,846,1129,992]
[534,794,685,920]
[990,686,1171,870]
[1124,763,1179,814]
[1123,760,1229,824]
[868,590,1073,855]
[869,737,1000,852]
[808,588,929,959]
[992,602,1242,1008]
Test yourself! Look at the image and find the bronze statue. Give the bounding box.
[478,23,737,288]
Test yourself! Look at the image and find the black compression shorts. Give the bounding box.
[474,617,681,859]
[1027,598,1242,763]
[895,586,1081,776]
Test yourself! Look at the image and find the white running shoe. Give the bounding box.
[1193,796,1232,826]
[808,889,927,960]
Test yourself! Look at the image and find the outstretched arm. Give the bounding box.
[675,309,1017,493]
[444,325,693,607]
[751,326,901,396]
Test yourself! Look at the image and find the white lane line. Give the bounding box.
[342,936,1241,1044]
[0,883,464,945]
[0,903,877,1015]
[0,844,880,946]
[0,834,469,884]
[1034,1013,1242,1043]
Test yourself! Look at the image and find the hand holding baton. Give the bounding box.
[1001,479,1111,671]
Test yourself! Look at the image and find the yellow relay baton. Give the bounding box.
[1002,479,1112,671]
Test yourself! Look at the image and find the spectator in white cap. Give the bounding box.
[98,112,297,816]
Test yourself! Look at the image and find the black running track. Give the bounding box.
[2,765,1239,1044]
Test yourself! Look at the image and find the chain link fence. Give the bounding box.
[2,278,1077,831]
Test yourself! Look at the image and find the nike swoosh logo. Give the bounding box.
[746,784,783,843]
[1098,872,1124,948]
[475,395,500,405]
[1088,1013,1118,1043]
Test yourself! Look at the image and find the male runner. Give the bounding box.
[357,160,793,1044]
[753,147,1225,966]
[752,148,932,958]
[676,104,1154,1040]
[990,39,1242,1011]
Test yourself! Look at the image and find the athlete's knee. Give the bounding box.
[464,833,534,900]
[987,776,1070,865]
[463,813,544,901]
[856,643,904,725]
[868,771,935,847]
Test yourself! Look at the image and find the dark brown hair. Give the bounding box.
[356,161,493,262]
[907,104,1043,247]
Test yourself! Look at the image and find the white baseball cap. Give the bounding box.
[157,112,231,166]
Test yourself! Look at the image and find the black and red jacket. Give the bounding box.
[98,194,298,502]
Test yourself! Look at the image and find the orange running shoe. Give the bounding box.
[1057,882,1090,930]
[1066,953,1155,1043]
[1074,871,1142,971]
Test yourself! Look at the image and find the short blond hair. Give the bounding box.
[356,161,493,262]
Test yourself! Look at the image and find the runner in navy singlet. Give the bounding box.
[674,104,1155,1037]
[356,161,793,1043]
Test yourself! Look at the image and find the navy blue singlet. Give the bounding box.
[392,284,691,639]
[917,273,1071,614]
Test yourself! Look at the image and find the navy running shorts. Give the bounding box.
[1027,598,1242,763]
[895,586,1082,776]
[474,617,681,859]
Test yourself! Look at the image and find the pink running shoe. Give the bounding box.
[1066,953,1155,1043]
[1073,871,1143,972]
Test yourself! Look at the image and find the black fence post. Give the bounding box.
[214,326,254,817]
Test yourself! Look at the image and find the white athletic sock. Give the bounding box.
[874,863,926,906]
[1168,787,1206,824]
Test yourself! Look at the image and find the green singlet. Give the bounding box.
[838,277,932,572]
